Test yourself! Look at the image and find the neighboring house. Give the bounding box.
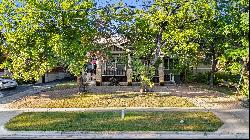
[36,67,71,84]
[0,67,71,84]
[193,63,212,73]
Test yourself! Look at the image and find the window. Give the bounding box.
[104,54,126,75]
[164,58,176,69]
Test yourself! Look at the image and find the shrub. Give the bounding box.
[214,72,240,86]
[193,72,210,84]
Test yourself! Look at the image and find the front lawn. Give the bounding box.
[9,92,195,108]
[45,81,78,91]
[5,111,223,131]
[188,83,237,96]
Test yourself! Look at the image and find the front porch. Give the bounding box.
[93,57,179,86]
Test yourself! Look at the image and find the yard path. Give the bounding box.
[0,84,248,139]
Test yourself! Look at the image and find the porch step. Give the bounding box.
[154,82,176,86]
[164,81,176,85]
[88,81,176,86]
[86,81,96,86]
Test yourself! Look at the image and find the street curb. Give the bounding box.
[0,131,249,139]
[1,107,248,112]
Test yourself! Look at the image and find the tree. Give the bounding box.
[0,0,99,90]
[113,0,215,92]
[197,0,248,96]
[216,0,249,96]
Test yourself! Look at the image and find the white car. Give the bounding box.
[0,78,18,90]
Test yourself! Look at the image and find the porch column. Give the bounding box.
[96,59,102,86]
[127,53,133,86]
[159,57,164,86]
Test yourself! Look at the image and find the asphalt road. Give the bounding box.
[0,78,74,99]
[0,80,68,104]
[0,84,33,98]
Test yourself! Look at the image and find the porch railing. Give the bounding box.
[102,69,126,76]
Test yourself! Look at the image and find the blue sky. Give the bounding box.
[96,0,152,7]
[0,0,153,8]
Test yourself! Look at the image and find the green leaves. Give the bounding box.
[0,0,99,81]
[0,0,248,94]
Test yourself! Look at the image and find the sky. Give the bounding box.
[96,0,152,8]
[0,0,153,8]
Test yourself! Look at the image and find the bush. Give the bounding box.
[193,72,210,84]
[214,72,240,86]
[187,72,240,86]
[184,70,196,83]
[185,72,210,84]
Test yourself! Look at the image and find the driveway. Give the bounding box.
[0,81,62,104]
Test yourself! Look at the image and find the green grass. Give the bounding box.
[10,92,195,108]
[5,111,223,131]
[189,83,237,96]
[46,81,78,91]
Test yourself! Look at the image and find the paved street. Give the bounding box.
[0,84,33,98]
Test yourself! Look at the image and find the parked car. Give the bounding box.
[0,78,18,90]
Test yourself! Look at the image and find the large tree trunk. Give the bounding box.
[77,75,84,92]
[209,55,218,87]
[140,27,163,93]
[140,63,150,93]
[140,83,148,93]
[240,57,249,96]
[184,68,187,83]
[151,27,163,65]
[243,58,249,88]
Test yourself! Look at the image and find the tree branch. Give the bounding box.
[150,27,163,65]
